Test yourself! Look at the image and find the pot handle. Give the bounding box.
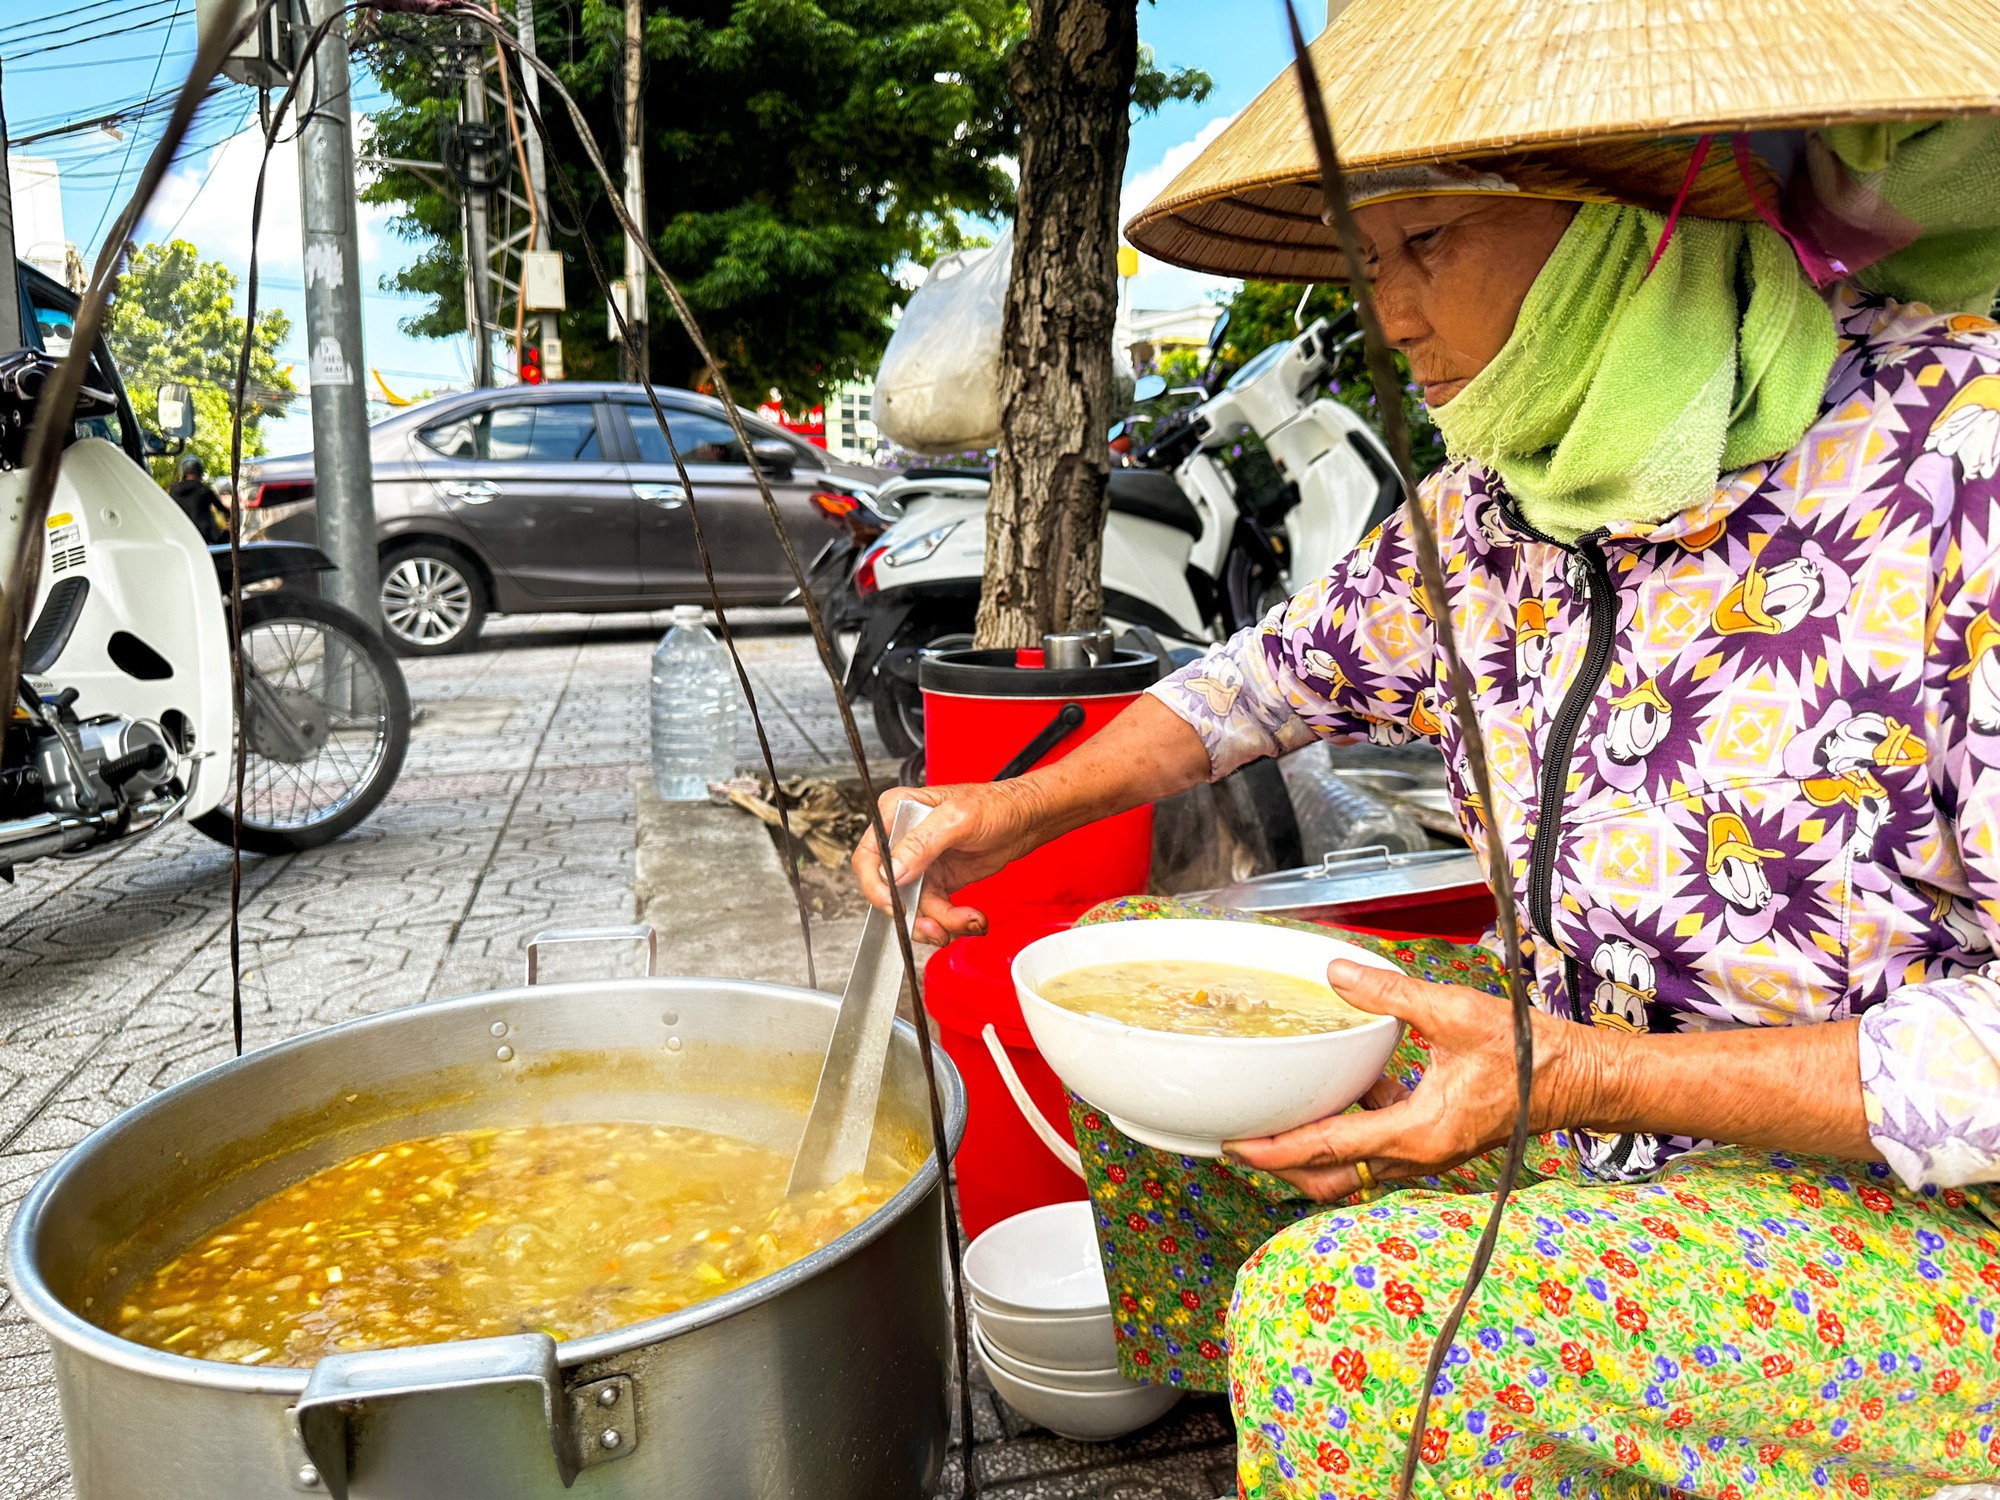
[525,923,658,983]
[980,1023,1084,1178]
[290,1333,636,1497]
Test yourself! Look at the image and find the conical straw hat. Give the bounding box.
[1126,0,2000,281]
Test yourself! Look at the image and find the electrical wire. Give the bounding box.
[5,83,224,148]
[9,51,197,75]
[0,0,181,49]
[0,1,132,43]
[1,6,189,61]
[87,5,187,252]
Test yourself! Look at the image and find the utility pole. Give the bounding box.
[460,32,496,388]
[294,0,379,622]
[620,0,648,383]
[515,0,562,378]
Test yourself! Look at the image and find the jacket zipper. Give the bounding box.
[1504,509,1616,1023]
[1503,504,1639,1176]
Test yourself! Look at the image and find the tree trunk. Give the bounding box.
[972,0,1136,650]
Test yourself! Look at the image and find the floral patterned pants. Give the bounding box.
[1068,899,2000,1499]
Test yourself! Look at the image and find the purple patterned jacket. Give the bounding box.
[1153,292,2000,1190]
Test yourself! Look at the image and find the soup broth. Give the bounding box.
[1040,959,1365,1038]
[100,1122,910,1367]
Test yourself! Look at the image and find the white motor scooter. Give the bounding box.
[845,311,1402,753]
[0,343,411,872]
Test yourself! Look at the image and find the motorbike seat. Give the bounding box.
[1107,469,1203,540]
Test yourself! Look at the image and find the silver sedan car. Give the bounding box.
[242,383,883,653]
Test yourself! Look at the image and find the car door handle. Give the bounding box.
[633,482,687,510]
[444,481,498,503]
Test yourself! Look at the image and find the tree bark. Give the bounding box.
[973,0,1136,650]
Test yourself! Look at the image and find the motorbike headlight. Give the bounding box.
[880,520,961,568]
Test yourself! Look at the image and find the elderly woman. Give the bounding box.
[858,9,2000,1496]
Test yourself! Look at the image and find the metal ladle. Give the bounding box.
[787,798,931,1195]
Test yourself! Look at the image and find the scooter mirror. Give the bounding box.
[1205,311,1231,352]
[1132,374,1167,403]
[155,381,195,439]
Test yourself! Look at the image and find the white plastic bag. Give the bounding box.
[873,229,1011,454]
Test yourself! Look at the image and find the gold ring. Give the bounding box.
[1354,1159,1377,1196]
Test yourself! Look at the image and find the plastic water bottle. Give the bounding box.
[650,606,740,800]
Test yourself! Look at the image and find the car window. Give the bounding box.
[622,406,746,465]
[419,402,602,461]
[26,292,75,357]
[21,282,127,449]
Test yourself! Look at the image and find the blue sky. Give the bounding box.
[3,1,1294,450]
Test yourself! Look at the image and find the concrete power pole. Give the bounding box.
[620,0,648,382]
[515,0,562,377]
[460,37,497,388]
[294,0,379,622]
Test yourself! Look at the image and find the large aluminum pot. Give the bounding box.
[7,944,966,1500]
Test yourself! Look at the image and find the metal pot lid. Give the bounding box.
[1193,845,1487,912]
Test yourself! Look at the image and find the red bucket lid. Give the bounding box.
[920,922,1071,1044]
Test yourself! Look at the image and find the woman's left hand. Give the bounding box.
[1225,958,1603,1202]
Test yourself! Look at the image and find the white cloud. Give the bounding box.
[138,111,401,282]
[1119,113,1240,313]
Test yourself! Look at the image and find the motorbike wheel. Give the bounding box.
[191,593,412,855]
[867,629,972,758]
[870,679,923,758]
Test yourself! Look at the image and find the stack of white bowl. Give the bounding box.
[962,1201,1182,1442]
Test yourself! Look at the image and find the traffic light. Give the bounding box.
[520,346,545,386]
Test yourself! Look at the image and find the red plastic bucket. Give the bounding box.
[923,923,1085,1240]
[920,647,1158,931]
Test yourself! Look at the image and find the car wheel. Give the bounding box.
[378,543,486,655]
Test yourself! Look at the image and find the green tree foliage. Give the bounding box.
[1214,279,1446,477]
[104,240,297,483]
[357,3,1206,405]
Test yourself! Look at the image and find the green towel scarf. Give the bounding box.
[1430,122,2000,544]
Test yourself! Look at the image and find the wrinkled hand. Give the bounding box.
[1225,959,1599,1202]
[850,781,1048,945]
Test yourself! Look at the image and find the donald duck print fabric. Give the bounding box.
[1152,292,2000,1191]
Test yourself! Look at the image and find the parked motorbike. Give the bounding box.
[788,481,903,665]
[0,349,410,871]
[846,312,1404,754]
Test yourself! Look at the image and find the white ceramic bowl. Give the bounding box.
[963,1201,1109,1317]
[976,1332,1183,1441]
[1013,919,1403,1156]
[972,1300,1120,1371]
[973,1322,1130,1393]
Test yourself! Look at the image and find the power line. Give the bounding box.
[12,50,197,76]
[0,0,150,43]
[2,5,187,62]
[5,82,222,148]
[88,7,185,252]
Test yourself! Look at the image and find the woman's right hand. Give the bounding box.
[849,695,1216,944]
[851,780,1050,944]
